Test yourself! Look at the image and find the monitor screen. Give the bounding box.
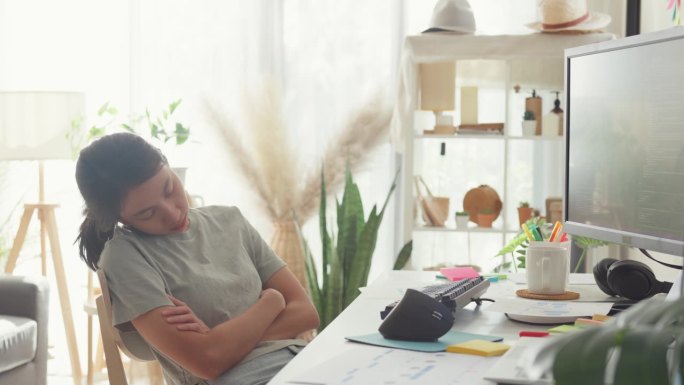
[564,28,684,257]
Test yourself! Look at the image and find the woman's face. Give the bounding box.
[119,165,190,235]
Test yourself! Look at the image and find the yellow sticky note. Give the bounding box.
[592,314,612,322]
[446,339,510,357]
[574,318,603,328]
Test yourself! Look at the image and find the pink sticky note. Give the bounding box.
[439,267,480,281]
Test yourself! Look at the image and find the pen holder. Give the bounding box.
[525,241,570,295]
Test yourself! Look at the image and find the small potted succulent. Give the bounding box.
[477,207,497,228]
[454,210,469,229]
[517,201,534,227]
[522,110,536,136]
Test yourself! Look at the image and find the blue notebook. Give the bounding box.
[345,330,503,352]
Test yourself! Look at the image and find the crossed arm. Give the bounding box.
[131,267,320,380]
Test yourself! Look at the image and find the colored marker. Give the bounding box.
[533,227,544,241]
[521,223,535,242]
[559,233,568,242]
[549,221,563,242]
[528,223,543,241]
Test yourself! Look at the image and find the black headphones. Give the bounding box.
[593,258,673,301]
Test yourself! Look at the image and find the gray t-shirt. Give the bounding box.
[99,205,304,385]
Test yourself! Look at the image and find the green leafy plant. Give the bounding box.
[455,210,469,216]
[492,217,546,272]
[393,240,412,270]
[523,110,535,121]
[67,99,190,156]
[518,201,530,208]
[300,167,406,330]
[143,99,190,145]
[573,236,609,273]
[540,297,684,385]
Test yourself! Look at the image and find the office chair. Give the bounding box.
[95,269,164,385]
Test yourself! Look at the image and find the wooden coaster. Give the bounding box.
[516,289,580,300]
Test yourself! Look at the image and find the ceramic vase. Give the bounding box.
[455,215,469,229]
[522,120,536,136]
[517,207,534,226]
[477,213,497,228]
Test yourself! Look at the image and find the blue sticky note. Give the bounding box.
[345,330,503,352]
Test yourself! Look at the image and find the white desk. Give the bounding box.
[268,270,610,385]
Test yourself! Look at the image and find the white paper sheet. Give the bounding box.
[667,270,683,301]
[486,297,613,317]
[288,345,497,385]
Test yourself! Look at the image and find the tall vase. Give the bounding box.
[270,220,308,290]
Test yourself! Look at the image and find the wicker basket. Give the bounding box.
[270,220,308,289]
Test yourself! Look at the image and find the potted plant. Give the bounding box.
[68,99,191,156]
[454,210,469,229]
[517,201,534,226]
[300,167,412,331]
[476,207,497,228]
[68,100,192,181]
[546,297,684,384]
[522,110,536,136]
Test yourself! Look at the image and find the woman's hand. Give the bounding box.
[161,296,210,334]
[260,288,286,311]
[259,268,320,341]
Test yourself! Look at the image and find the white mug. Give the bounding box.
[526,241,570,295]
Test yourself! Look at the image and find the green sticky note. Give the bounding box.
[548,324,582,334]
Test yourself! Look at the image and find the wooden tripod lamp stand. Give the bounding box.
[0,91,85,385]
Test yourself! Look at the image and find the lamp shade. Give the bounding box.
[0,91,85,160]
[419,62,456,111]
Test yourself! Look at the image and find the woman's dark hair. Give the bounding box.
[75,132,167,271]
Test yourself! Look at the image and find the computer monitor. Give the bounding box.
[564,27,684,258]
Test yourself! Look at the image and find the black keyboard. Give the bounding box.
[380,276,491,320]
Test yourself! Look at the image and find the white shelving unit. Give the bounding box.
[391,33,614,270]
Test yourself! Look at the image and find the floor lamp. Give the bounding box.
[0,91,85,385]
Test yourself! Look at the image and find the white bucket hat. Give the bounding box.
[527,0,611,33]
[423,0,476,34]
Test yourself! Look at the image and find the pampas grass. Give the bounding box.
[206,82,390,224]
[296,95,391,222]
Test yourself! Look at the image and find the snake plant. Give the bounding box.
[301,167,400,330]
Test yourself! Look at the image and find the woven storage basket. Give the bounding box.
[270,220,307,289]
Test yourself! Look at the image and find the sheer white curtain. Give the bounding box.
[127,1,406,278]
[4,0,641,380]
[0,0,562,281]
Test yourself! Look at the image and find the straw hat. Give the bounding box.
[527,0,611,33]
[423,0,476,34]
